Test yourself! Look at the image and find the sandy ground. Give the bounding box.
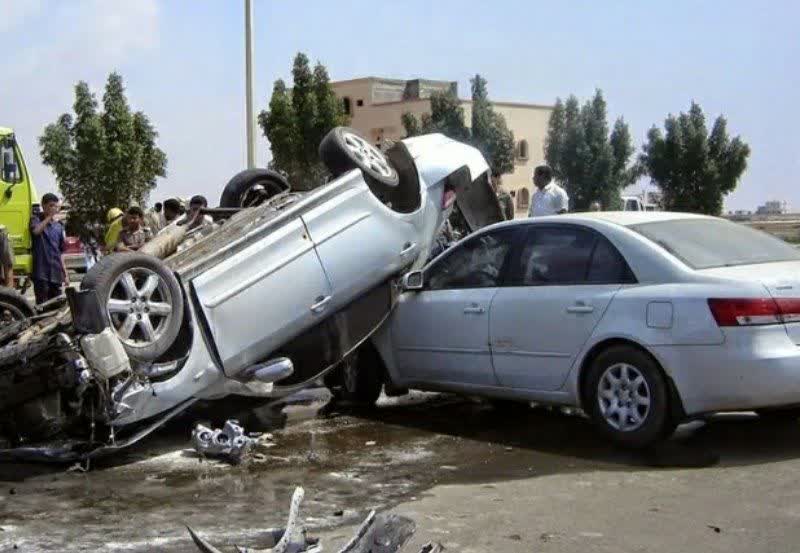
[0,391,799,552]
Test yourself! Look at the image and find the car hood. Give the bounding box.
[402,134,504,231]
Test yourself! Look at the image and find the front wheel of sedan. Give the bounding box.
[585,346,673,449]
[81,253,184,362]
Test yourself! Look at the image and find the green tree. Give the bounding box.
[402,75,515,177]
[640,102,750,214]
[470,74,515,177]
[259,53,347,189]
[544,90,636,211]
[39,73,166,236]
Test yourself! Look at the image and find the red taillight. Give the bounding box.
[708,298,800,327]
[776,298,800,323]
[442,189,456,210]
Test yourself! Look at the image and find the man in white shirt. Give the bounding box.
[528,165,569,217]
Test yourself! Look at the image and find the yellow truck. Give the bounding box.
[0,127,39,291]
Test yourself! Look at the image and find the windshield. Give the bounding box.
[630,218,800,270]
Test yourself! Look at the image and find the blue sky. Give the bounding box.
[5,0,799,211]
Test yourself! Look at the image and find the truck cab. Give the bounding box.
[621,195,644,212]
[0,128,39,289]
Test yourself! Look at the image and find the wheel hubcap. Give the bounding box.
[597,363,651,432]
[342,132,394,179]
[106,268,173,348]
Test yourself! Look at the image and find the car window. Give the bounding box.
[587,237,635,283]
[514,227,596,285]
[0,141,21,184]
[426,229,514,290]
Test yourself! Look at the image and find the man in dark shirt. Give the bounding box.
[30,193,68,304]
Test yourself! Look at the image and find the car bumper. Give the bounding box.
[652,326,800,416]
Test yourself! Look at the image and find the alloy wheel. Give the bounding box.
[341,131,394,179]
[597,362,651,432]
[106,267,174,349]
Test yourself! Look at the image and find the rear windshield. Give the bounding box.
[630,219,800,270]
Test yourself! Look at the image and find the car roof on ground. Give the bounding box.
[520,211,714,227]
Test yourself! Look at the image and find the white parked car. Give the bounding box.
[355,211,800,448]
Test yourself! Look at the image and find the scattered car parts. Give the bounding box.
[191,419,254,464]
[187,486,436,553]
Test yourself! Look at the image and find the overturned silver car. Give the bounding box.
[0,128,501,460]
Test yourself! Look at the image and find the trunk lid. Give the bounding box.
[699,261,800,344]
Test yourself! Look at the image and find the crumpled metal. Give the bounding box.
[191,419,254,464]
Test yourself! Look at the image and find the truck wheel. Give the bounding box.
[319,127,399,189]
[0,287,34,324]
[81,253,184,362]
[219,169,291,208]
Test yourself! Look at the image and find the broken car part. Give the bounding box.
[191,419,254,464]
[188,486,429,553]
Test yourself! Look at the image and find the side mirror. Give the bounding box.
[402,270,424,291]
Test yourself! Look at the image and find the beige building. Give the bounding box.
[330,77,553,216]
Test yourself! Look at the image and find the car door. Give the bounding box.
[301,175,418,312]
[192,216,333,374]
[490,225,632,391]
[390,227,518,386]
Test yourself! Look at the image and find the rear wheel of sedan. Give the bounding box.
[319,127,399,189]
[585,345,673,449]
[81,253,184,362]
[219,168,291,208]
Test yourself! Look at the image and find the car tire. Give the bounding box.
[81,253,184,362]
[327,344,385,406]
[0,287,35,324]
[319,127,400,189]
[219,168,291,208]
[584,345,672,449]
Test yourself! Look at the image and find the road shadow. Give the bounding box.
[340,393,800,474]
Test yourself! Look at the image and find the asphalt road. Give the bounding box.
[0,391,798,552]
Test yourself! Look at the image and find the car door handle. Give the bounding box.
[567,305,594,314]
[464,306,485,315]
[400,242,417,256]
[310,295,332,314]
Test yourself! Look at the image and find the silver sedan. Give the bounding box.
[363,212,800,448]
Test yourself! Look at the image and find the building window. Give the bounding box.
[518,139,529,160]
[357,99,364,107]
[342,97,351,115]
[517,188,530,210]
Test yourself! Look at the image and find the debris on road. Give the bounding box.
[191,419,254,464]
[187,486,440,553]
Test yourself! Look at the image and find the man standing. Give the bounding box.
[491,175,515,221]
[115,206,153,252]
[0,225,15,288]
[179,195,214,229]
[528,165,569,217]
[30,193,68,304]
